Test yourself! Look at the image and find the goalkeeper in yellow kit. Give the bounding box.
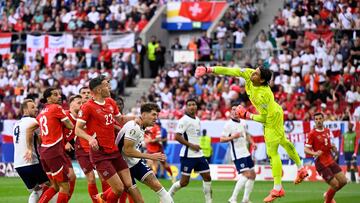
[195,66,309,203]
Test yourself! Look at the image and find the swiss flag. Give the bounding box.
[179,2,213,22]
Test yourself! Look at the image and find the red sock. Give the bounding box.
[103,188,113,201]
[88,183,99,203]
[165,166,173,176]
[56,192,69,203]
[119,192,128,203]
[326,188,336,203]
[128,194,134,203]
[39,187,57,203]
[106,190,120,203]
[101,180,111,192]
[68,180,76,199]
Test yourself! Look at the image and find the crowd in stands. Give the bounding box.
[137,0,360,122]
[0,0,163,119]
[169,0,259,62]
[0,0,159,34]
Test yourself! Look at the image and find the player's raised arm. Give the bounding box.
[195,65,254,80]
[24,122,39,162]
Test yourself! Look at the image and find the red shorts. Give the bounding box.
[65,154,73,169]
[91,151,128,180]
[75,147,94,174]
[317,162,342,182]
[40,155,69,182]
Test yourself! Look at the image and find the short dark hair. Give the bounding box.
[140,102,160,114]
[40,87,57,104]
[20,99,34,115]
[314,112,324,118]
[79,86,90,93]
[259,66,272,85]
[89,75,106,91]
[69,95,82,104]
[185,98,197,105]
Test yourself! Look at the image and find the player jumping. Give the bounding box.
[220,105,256,203]
[13,99,50,203]
[169,98,213,203]
[305,112,347,203]
[116,102,174,203]
[195,66,308,202]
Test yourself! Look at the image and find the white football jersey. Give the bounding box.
[176,114,203,158]
[222,119,250,160]
[115,120,144,168]
[13,117,39,168]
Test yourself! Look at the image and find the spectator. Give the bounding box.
[98,44,112,69]
[255,33,273,61]
[134,37,146,77]
[171,38,183,50]
[147,35,159,78]
[197,32,212,61]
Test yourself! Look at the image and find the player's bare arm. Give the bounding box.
[246,133,257,150]
[304,146,323,157]
[123,138,166,162]
[114,114,135,126]
[62,117,74,129]
[75,121,98,150]
[24,122,39,162]
[175,133,200,151]
[220,133,241,142]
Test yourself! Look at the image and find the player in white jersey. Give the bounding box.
[13,99,49,203]
[169,98,213,203]
[115,102,173,203]
[220,105,257,203]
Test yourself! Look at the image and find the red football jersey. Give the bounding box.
[63,110,77,143]
[145,124,162,153]
[77,98,120,153]
[36,104,69,147]
[305,128,335,167]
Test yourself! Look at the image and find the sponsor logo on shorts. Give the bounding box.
[184,166,188,171]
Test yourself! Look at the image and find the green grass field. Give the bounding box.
[0,177,359,203]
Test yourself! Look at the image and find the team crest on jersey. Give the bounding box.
[130,129,136,136]
[110,106,114,112]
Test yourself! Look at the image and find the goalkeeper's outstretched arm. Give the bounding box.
[212,66,254,81]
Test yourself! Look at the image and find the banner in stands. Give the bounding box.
[165,2,226,30]
[26,33,135,65]
[0,33,11,55]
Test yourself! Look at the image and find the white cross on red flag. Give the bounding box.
[179,2,213,22]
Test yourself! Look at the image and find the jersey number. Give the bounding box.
[105,114,113,125]
[39,115,49,136]
[14,126,20,144]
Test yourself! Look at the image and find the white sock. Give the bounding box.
[28,190,40,203]
[203,181,212,203]
[346,172,351,181]
[242,179,254,202]
[168,181,181,197]
[273,184,282,191]
[355,172,359,183]
[156,187,173,203]
[230,174,248,201]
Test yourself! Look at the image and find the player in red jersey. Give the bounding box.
[25,87,74,203]
[305,112,347,203]
[145,121,175,182]
[62,95,82,200]
[75,75,142,203]
[75,86,109,202]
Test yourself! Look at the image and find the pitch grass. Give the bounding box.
[0,177,359,203]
